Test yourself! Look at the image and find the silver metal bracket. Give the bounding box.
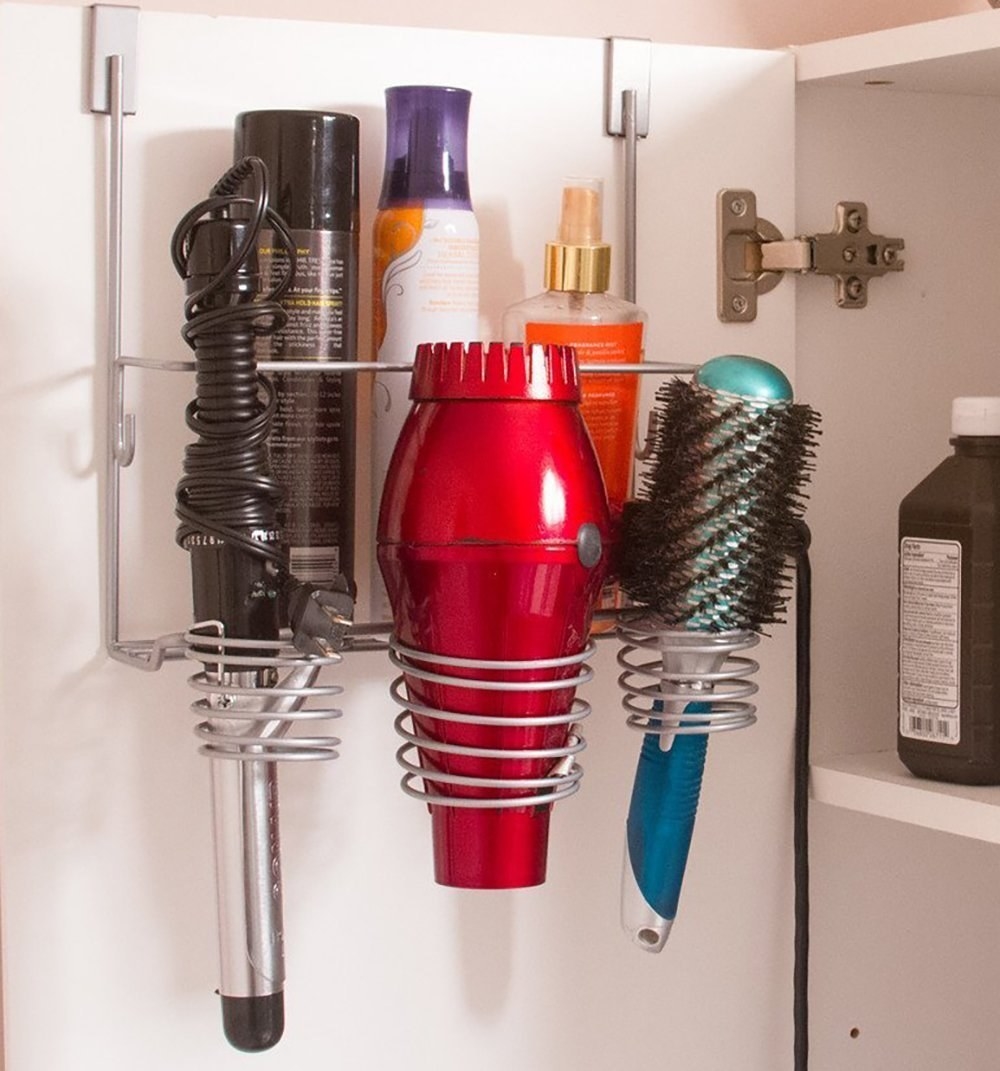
[88,5,139,115]
[717,188,905,322]
[604,37,651,138]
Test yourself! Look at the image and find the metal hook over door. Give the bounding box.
[605,37,651,304]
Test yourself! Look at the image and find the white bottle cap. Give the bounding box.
[952,397,1000,436]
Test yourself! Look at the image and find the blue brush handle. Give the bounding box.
[624,703,708,944]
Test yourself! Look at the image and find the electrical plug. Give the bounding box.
[286,576,355,657]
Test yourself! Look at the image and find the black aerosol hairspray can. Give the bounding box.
[235,109,360,597]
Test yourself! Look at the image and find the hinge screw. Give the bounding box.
[845,276,865,301]
[882,246,898,265]
[731,294,749,314]
[845,209,864,233]
[729,197,748,217]
[842,246,857,263]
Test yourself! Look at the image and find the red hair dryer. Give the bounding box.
[377,341,610,888]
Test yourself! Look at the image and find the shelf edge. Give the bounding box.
[811,751,1000,844]
[794,10,1000,86]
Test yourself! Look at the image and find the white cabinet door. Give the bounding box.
[0,6,795,1069]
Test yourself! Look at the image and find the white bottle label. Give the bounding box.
[899,537,961,744]
[371,206,480,622]
[376,208,479,363]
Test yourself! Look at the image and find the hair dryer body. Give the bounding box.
[378,342,609,888]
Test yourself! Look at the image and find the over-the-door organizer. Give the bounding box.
[92,5,725,1050]
[90,0,819,1052]
[17,3,1000,1068]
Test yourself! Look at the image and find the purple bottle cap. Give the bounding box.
[379,85,472,209]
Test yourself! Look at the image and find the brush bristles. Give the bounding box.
[620,378,819,632]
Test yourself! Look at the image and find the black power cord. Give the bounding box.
[171,156,294,577]
[171,157,353,656]
[792,519,813,1071]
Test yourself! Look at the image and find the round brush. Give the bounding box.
[617,354,819,951]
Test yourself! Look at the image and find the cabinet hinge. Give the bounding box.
[717,188,905,322]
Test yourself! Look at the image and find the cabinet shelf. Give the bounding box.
[794,9,1000,96]
[811,750,1000,844]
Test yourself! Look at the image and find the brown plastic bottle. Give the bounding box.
[898,397,1000,784]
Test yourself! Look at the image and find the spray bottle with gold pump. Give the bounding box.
[502,177,646,612]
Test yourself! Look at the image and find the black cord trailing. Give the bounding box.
[171,157,353,656]
[792,518,813,1071]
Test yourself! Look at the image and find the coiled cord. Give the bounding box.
[171,157,297,573]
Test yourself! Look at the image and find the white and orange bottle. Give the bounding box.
[502,177,647,613]
[371,85,480,622]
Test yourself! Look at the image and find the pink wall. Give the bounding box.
[14,0,990,47]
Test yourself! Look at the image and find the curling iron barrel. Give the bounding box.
[377,342,610,888]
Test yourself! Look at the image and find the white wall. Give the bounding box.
[3,0,990,49]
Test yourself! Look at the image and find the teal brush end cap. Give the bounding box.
[695,354,792,403]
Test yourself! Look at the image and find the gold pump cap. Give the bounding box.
[544,178,611,293]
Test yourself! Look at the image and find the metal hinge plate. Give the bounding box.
[717,188,905,322]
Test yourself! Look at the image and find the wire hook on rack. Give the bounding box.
[90,6,172,669]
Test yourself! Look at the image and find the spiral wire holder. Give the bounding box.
[616,619,760,738]
[388,638,595,808]
[186,621,344,760]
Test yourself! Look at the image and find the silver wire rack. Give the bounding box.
[388,638,596,809]
[616,620,760,738]
[185,622,344,761]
